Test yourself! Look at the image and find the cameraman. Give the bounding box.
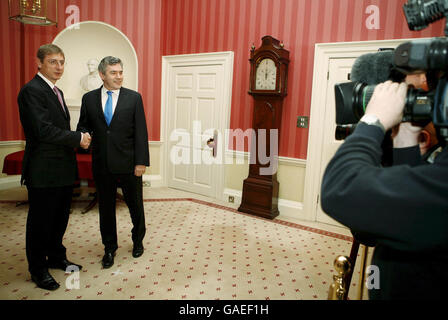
[395,71,441,161]
[392,71,440,162]
[321,80,448,299]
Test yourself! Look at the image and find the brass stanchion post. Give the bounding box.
[328,256,352,300]
[356,245,369,300]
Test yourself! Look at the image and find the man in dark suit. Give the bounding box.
[18,44,91,290]
[77,56,149,269]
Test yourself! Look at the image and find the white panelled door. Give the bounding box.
[305,40,409,226]
[315,58,356,226]
[167,64,224,198]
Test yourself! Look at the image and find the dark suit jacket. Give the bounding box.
[77,86,150,175]
[17,75,81,188]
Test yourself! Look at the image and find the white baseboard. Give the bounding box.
[222,188,304,220]
[143,174,164,188]
[222,188,242,205]
[0,176,21,190]
[277,198,304,221]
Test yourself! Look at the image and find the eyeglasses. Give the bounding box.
[47,59,66,67]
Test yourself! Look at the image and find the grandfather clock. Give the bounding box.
[238,35,289,220]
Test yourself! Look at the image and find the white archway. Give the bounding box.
[53,21,138,107]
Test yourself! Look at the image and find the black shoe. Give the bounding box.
[48,259,83,272]
[31,271,60,291]
[102,252,115,269]
[132,243,144,258]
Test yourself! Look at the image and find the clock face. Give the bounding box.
[255,58,277,90]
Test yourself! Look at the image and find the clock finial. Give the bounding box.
[251,43,256,51]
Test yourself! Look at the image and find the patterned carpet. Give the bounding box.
[0,197,362,300]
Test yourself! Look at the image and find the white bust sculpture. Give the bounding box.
[80,58,103,91]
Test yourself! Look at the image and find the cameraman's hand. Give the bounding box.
[391,122,422,148]
[365,80,408,131]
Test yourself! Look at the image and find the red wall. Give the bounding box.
[162,0,445,158]
[1,4,23,141]
[0,0,162,142]
[1,0,446,159]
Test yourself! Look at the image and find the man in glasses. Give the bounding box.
[17,43,91,291]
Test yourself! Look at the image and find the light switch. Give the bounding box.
[297,116,309,128]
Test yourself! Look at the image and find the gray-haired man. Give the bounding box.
[77,56,149,269]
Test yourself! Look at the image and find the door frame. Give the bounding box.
[161,51,234,199]
[303,39,416,223]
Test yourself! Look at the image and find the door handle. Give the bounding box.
[206,130,218,158]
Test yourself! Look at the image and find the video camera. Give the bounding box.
[334,0,448,141]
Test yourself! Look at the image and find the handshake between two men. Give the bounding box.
[18,45,151,292]
[80,132,92,150]
[78,131,146,177]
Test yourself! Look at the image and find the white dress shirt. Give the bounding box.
[37,72,56,91]
[101,86,120,115]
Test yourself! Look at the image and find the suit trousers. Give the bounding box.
[26,186,73,275]
[94,172,146,253]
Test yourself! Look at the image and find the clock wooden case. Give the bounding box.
[238,35,290,220]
